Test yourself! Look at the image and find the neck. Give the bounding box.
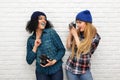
[36,29,43,39]
[36,28,43,33]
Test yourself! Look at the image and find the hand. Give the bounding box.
[40,59,57,67]
[70,27,77,37]
[34,39,41,48]
[32,39,41,53]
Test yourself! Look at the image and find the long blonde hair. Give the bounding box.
[71,23,97,59]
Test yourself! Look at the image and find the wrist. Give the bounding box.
[68,32,72,36]
[73,32,78,37]
[68,33,73,39]
[32,46,38,53]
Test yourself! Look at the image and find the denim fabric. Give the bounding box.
[66,69,93,80]
[26,28,65,74]
[65,33,101,74]
[36,66,63,80]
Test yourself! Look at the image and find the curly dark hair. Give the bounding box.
[26,18,53,33]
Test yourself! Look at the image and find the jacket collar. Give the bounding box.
[31,29,48,39]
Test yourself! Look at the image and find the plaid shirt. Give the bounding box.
[65,33,101,74]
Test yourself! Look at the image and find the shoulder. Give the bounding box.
[45,28,56,32]
[27,34,35,42]
[45,28,57,35]
[92,33,101,42]
[95,33,101,40]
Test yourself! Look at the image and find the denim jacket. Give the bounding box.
[26,28,65,74]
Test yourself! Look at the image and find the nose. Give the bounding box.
[41,19,46,23]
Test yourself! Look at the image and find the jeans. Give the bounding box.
[36,67,63,80]
[66,70,93,80]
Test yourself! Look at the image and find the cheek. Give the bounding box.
[81,26,85,30]
[78,24,85,31]
[38,22,41,27]
[38,20,47,24]
[77,24,82,28]
[38,25,41,29]
[81,25,84,29]
[44,20,47,24]
[38,20,42,23]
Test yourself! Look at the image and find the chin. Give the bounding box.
[80,29,84,32]
[41,27,45,30]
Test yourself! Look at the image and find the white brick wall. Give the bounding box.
[0,0,120,80]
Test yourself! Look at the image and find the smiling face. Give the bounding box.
[76,20,86,32]
[37,15,47,30]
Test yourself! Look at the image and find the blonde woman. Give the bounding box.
[65,10,101,80]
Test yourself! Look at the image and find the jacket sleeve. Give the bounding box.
[50,29,66,61]
[91,33,101,54]
[26,38,36,65]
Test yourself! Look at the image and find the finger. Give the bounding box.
[47,59,51,63]
[72,27,76,30]
[37,41,40,44]
[43,63,50,67]
[36,39,41,43]
[40,64,46,67]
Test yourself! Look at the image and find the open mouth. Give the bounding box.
[41,22,46,27]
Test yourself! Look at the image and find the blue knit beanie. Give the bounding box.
[31,11,47,20]
[76,10,92,23]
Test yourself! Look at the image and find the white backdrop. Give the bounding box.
[0,0,120,80]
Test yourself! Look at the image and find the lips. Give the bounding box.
[41,23,46,26]
[41,22,46,27]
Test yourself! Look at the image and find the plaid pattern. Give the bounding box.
[65,33,101,74]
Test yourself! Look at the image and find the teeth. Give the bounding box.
[41,23,45,27]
